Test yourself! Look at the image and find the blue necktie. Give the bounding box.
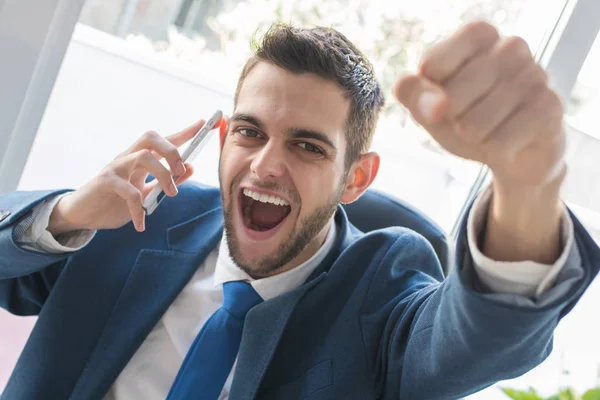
[167,281,263,400]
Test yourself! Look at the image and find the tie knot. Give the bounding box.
[222,281,263,318]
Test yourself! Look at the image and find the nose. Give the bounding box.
[250,140,286,180]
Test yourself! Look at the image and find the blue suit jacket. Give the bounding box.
[1,183,599,400]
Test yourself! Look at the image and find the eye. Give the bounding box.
[237,128,262,139]
[297,142,324,154]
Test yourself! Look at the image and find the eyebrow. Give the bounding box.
[231,112,337,151]
[230,113,264,130]
[289,128,337,151]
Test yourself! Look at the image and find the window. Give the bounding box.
[20,0,567,233]
[468,27,600,400]
[562,32,600,241]
[5,0,596,396]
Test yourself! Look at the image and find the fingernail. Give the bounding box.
[418,91,443,122]
[170,182,178,195]
[176,161,186,176]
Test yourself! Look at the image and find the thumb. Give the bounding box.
[394,74,449,125]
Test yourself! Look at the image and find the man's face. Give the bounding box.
[219,62,352,278]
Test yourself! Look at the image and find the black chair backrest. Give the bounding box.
[342,189,452,276]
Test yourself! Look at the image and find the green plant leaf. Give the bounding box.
[556,387,579,400]
[582,388,600,400]
[501,387,544,400]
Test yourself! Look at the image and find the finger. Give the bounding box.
[394,75,482,160]
[109,177,145,232]
[174,163,194,185]
[165,119,206,147]
[455,62,548,143]
[130,169,150,190]
[141,178,159,199]
[482,87,563,168]
[445,36,533,119]
[115,150,178,197]
[394,74,450,125]
[127,131,187,176]
[141,163,194,199]
[420,21,500,83]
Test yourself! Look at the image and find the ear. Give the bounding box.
[340,152,380,204]
[219,117,229,150]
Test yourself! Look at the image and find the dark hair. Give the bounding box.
[234,23,385,168]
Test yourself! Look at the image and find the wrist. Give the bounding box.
[48,194,83,236]
[484,170,565,263]
[491,178,563,224]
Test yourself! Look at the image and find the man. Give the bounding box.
[0,21,598,400]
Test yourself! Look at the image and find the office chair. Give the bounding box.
[342,189,452,276]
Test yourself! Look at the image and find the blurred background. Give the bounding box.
[1,0,599,398]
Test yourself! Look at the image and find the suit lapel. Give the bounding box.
[70,207,224,399]
[229,272,327,400]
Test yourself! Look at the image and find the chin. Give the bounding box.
[223,184,298,274]
[222,180,339,278]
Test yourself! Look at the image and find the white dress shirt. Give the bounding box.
[15,187,574,399]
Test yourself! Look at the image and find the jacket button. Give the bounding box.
[0,210,10,223]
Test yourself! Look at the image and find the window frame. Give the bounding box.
[450,0,600,239]
[0,0,86,194]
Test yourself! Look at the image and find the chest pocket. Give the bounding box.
[259,360,333,400]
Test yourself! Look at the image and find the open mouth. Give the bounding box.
[240,188,292,232]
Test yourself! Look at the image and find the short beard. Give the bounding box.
[220,172,346,279]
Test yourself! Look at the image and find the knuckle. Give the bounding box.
[127,189,141,203]
[143,130,159,141]
[496,37,532,73]
[504,36,531,58]
[528,64,548,86]
[419,55,436,77]
[463,21,499,44]
[536,88,563,113]
[394,74,422,107]
[165,146,181,161]
[97,169,117,185]
[136,149,153,161]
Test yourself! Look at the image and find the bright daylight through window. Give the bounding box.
[2,0,599,398]
[20,0,563,232]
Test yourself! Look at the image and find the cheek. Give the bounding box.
[292,165,340,210]
[221,144,252,179]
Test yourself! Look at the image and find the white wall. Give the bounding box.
[18,25,233,192]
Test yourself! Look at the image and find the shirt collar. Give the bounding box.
[213,217,337,301]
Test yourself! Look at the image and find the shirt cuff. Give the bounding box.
[467,185,574,298]
[16,192,96,253]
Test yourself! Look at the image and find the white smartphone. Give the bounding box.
[142,109,223,215]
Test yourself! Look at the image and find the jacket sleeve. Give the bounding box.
[360,208,600,400]
[0,189,78,316]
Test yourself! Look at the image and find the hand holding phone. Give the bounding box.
[47,114,223,235]
[142,109,223,215]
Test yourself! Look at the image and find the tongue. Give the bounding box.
[251,202,289,229]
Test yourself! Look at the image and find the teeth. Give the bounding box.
[243,188,289,206]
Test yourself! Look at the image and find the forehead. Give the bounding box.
[235,62,350,138]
